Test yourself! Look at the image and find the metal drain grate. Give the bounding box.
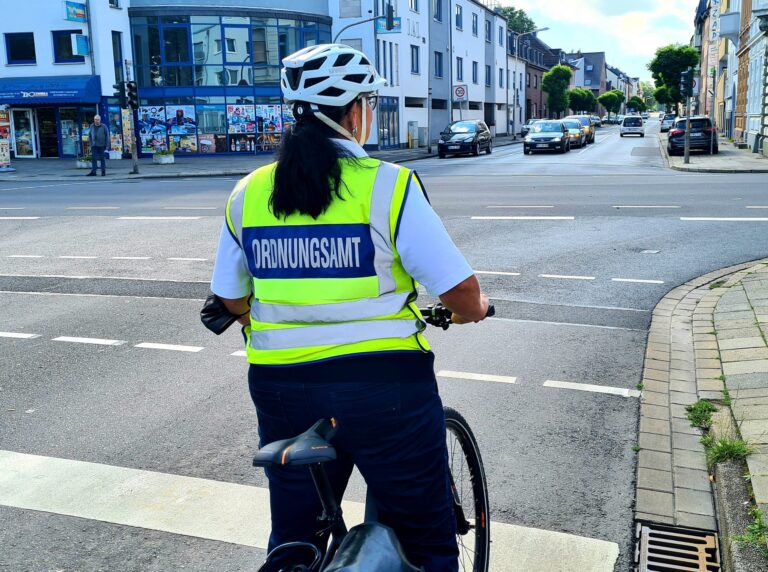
[635,522,721,571]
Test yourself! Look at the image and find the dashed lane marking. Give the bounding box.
[7,255,44,258]
[0,207,25,210]
[612,205,680,209]
[539,274,595,280]
[0,450,619,572]
[134,342,204,353]
[745,206,768,209]
[437,370,517,384]
[0,217,39,220]
[475,270,521,276]
[681,217,768,222]
[0,273,209,283]
[65,207,119,210]
[0,332,40,339]
[111,256,151,260]
[167,257,208,262]
[471,216,575,221]
[117,216,203,221]
[230,350,247,357]
[59,256,98,259]
[161,207,218,210]
[52,336,126,346]
[611,278,665,285]
[0,290,204,302]
[485,205,554,209]
[543,379,641,398]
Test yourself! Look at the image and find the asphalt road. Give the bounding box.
[1,119,767,571]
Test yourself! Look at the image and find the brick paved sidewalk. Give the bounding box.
[658,133,768,173]
[634,258,768,568]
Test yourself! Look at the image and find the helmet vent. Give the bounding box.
[360,57,370,66]
[304,76,325,88]
[343,74,366,84]
[334,53,355,66]
[303,57,326,71]
[318,86,345,98]
[284,68,303,90]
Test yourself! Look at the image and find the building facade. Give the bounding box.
[745,0,767,151]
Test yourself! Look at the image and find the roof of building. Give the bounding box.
[564,51,606,87]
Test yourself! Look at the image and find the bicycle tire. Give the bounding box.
[444,407,490,572]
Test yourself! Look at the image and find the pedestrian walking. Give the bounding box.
[87,115,110,176]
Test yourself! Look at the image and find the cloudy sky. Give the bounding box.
[499,0,702,82]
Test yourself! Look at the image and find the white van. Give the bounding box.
[620,115,645,137]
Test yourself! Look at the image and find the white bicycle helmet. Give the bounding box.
[281,44,386,143]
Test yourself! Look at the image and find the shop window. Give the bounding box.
[112,31,124,82]
[278,28,298,60]
[224,26,250,63]
[192,25,223,65]
[5,32,36,64]
[252,66,280,83]
[161,15,189,24]
[472,61,477,84]
[162,66,193,86]
[163,27,191,63]
[52,30,85,64]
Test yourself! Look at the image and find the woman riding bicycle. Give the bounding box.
[210,43,489,571]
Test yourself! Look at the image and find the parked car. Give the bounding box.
[590,115,602,127]
[523,121,571,154]
[641,112,649,119]
[667,116,719,155]
[437,120,492,158]
[620,115,645,137]
[660,113,677,132]
[658,112,665,120]
[563,115,595,143]
[563,119,587,148]
[520,118,540,138]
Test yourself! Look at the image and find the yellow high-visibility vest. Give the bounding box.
[225,158,429,365]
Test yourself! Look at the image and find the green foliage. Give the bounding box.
[542,65,572,117]
[627,96,647,112]
[496,6,536,34]
[639,80,657,110]
[567,88,597,113]
[647,44,700,107]
[654,85,673,111]
[733,506,768,556]
[597,91,621,114]
[702,436,752,467]
[686,400,718,429]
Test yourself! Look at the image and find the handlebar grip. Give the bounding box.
[485,304,495,318]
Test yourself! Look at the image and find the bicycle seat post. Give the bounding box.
[308,463,348,569]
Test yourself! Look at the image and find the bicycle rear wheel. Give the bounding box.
[444,407,490,572]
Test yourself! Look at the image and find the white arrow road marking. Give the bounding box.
[0,450,619,572]
[544,380,641,398]
[437,370,517,384]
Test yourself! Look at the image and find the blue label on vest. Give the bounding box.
[242,224,376,279]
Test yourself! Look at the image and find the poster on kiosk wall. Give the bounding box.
[137,106,168,153]
[166,105,197,153]
[227,105,256,133]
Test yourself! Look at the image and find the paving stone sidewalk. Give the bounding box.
[634,258,768,551]
[658,133,768,173]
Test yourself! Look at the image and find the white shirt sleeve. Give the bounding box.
[210,224,253,299]
[395,174,474,296]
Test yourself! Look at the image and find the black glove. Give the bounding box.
[200,292,249,335]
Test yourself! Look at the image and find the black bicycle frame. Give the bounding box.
[308,463,349,570]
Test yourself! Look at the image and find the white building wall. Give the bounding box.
[450,0,486,123]
[88,1,132,93]
[491,12,507,133]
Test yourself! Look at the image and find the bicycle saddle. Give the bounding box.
[253,419,338,467]
[324,523,423,572]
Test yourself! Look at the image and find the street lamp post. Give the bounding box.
[510,27,548,139]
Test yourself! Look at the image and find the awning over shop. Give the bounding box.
[0,75,101,105]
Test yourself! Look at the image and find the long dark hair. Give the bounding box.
[271,101,359,219]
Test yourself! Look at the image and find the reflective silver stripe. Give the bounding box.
[249,319,420,350]
[369,162,401,296]
[251,291,410,323]
[227,173,253,247]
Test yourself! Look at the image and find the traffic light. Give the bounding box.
[112,81,126,108]
[126,81,138,110]
[679,69,693,98]
[385,2,395,31]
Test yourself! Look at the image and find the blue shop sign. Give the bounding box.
[0,75,101,105]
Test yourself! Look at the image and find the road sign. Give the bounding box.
[453,84,467,102]
[691,76,700,97]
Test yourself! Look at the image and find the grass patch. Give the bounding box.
[733,506,768,557]
[636,383,644,391]
[702,435,753,467]
[686,400,718,429]
[709,280,727,289]
[722,388,732,406]
[632,445,641,453]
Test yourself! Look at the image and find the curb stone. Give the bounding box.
[634,258,768,570]
[657,132,768,174]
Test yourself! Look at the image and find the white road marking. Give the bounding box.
[0,290,204,302]
[134,342,204,353]
[65,207,119,210]
[162,207,218,210]
[539,274,596,280]
[612,205,680,209]
[52,336,125,346]
[437,370,517,384]
[0,207,25,210]
[59,256,98,259]
[475,270,521,276]
[117,216,202,220]
[611,278,665,284]
[681,217,768,222]
[485,205,554,209]
[0,273,209,284]
[0,450,619,572]
[472,216,574,221]
[230,350,247,357]
[544,380,641,398]
[167,257,207,261]
[746,206,768,209]
[641,250,660,254]
[0,217,39,220]
[490,316,646,332]
[0,332,40,339]
[7,255,44,258]
[111,256,151,260]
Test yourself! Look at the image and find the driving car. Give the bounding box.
[667,116,719,155]
[438,120,492,158]
[641,112,649,120]
[563,119,587,148]
[590,115,602,127]
[520,118,539,138]
[523,120,571,154]
[620,115,645,137]
[563,115,595,143]
[660,113,677,132]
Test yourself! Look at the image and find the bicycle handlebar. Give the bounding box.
[419,303,495,330]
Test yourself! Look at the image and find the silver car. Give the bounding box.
[660,113,677,132]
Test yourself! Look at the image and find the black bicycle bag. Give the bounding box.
[323,523,423,572]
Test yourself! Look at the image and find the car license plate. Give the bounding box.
[691,133,702,137]
[448,145,460,149]
[536,144,548,148]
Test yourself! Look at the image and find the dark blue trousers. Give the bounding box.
[248,353,459,572]
[90,146,106,174]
